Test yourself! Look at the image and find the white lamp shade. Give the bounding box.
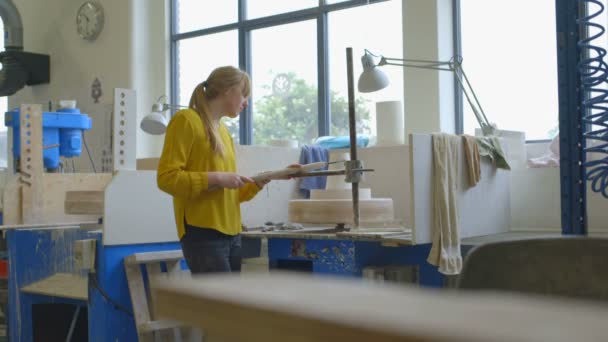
[358,67,390,93]
[140,112,168,135]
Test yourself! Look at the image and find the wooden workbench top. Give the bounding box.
[154,273,608,342]
[242,226,413,246]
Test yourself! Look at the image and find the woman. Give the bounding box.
[157,66,271,274]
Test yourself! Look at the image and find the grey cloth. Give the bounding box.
[475,136,511,170]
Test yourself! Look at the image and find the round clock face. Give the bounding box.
[76,2,104,41]
[272,73,291,97]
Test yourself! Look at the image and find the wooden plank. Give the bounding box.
[20,104,44,224]
[3,173,111,226]
[380,234,414,247]
[146,263,162,321]
[125,250,184,265]
[124,263,152,337]
[139,320,183,333]
[167,260,190,281]
[65,191,104,215]
[20,273,88,301]
[2,176,21,225]
[154,273,608,342]
[336,230,407,240]
[0,221,99,230]
[43,173,111,224]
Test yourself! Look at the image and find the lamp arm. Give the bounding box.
[377,54,495,136]
[380,57,453,71]
[453,65,494,136]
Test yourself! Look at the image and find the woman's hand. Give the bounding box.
[210,172,254,189]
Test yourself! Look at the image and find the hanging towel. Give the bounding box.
[462,135,481,187]
[427,133,463,275]
[298,145,329,198]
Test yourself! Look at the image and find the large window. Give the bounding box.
[458,0,558,141]
[171,0,402,145]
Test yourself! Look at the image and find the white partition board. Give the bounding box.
[236,145,302,227]
[410,134,511,244]
[104,170,177,245]
[103,146,301,245]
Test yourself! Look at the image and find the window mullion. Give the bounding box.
[318,11,330,137]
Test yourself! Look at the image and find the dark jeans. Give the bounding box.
[180,224,242,274]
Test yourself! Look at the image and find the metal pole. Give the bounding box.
[346,47,360,229]
[556,0,587,235]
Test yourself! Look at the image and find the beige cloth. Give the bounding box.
[427,133,462,275]
[462,135,481,187]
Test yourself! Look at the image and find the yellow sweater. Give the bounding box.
[157,109,261,238]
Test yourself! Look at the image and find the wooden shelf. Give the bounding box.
[21,273,87,301]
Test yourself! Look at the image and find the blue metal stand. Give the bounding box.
[556,0,587,235]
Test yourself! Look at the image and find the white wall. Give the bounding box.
[8,0,167,173]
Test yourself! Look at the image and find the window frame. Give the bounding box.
[170,0,391,145]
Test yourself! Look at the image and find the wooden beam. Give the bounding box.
[124,250,184,265]
[65,191,105,215]
[154,273,608,342]
[20,104,44,224]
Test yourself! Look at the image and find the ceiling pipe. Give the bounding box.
[0,0,23,50]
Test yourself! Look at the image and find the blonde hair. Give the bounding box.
[189,66,251,156]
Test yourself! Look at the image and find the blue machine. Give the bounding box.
[4,107,92,170]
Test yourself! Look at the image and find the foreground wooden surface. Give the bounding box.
[154,273,608,342]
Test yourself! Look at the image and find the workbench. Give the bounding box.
[6,226,183,342]
[242,227,445,286]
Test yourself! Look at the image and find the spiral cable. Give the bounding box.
[578,0,608,198]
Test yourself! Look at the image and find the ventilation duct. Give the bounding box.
[0,0,50,96]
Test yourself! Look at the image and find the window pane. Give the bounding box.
[176,31,240,141]
[251,20,318,145]
[247,0,318,19]
[175,0,238,34]
[461,0,558,140]
[328,1,403,138]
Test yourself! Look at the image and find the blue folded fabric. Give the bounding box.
[298,145,329,198]
[314,135,369,150]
